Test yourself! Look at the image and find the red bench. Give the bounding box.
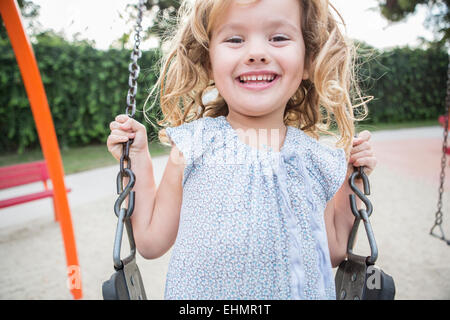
[438,115,449,129]
[0,160,71,221]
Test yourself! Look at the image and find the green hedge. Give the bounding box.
[0,34,162,153]
[0,33,448,153]
[357,45,448,123]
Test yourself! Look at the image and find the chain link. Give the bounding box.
[430,57,450,245]
[126,0,145,118]
[121,0,145,173]
[113,0,146,269]
[348,165,378,265]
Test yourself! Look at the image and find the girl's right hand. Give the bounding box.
[107,114,149,161]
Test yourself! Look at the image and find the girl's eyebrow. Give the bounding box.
[215,22,246,36]
[265,18,301,34]
[216,18,300,36]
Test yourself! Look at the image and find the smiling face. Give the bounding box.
[209,0,307,126]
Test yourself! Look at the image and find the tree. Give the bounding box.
[1,0,88,48]
[377,0,450,44]
[114,0,180,49]
[143,0,180,39]
[0,0,41,40]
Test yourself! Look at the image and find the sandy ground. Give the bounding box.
[0,126,449,300]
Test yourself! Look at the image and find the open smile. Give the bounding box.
[235,74,280,91]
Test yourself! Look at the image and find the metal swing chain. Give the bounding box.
[126,0,145,118]
[113,0,146,270]
[430,58,450,245]
[348,164,378,265]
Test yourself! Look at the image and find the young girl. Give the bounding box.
[107,0,376,300]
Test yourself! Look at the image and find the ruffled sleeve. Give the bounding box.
[165,118,205,186]
[165,117,221,186]
[303,135,348,202]
[166,121,197,165]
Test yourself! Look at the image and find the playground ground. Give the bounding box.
[0,126,449,300]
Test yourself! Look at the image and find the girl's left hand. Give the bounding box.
[349,130,377,176]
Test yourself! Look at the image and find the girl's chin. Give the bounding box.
[227,103,285,117]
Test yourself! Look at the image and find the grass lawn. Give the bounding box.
[354,119,439,132]
[0,142,170,175]
[0,119,442,175]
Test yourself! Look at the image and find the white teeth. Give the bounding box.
[239,74,276,82]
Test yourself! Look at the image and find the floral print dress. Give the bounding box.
[164,115,347,300]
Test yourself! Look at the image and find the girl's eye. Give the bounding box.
[225,37,243,44]
[271,35,289,42]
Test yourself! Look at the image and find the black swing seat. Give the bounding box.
[102,256,146,300]
[334,166,396,300]
[335,255,395,300]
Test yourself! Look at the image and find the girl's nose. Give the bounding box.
[246,53,270,64]
[245,38,271,65]
[248,56,268,63]
[245,47,270,64]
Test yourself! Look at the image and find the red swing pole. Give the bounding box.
[0,0,82,299]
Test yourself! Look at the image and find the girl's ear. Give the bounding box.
[302,69,309,80]
[302,63,310,80]
[302,57,311,80]
[206,61,214,81]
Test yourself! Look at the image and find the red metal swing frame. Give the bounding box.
[0,0,82,299]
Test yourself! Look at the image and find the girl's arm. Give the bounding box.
[108,115,184,259]
[324,131,377,267]
[324,165,362,267]
[130,145,184,259]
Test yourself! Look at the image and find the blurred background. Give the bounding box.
[0,0,448,163]
[0,0,449,300]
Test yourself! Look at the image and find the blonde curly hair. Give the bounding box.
[144,0,370,155]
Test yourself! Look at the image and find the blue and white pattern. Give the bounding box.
[164,115,347,300]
